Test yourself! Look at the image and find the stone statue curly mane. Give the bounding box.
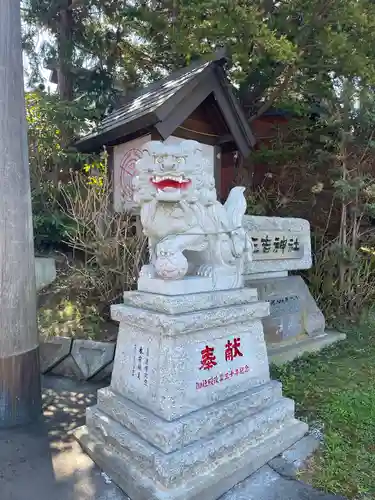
[132,140,252,291]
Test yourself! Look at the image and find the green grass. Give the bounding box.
[271,319,375,499]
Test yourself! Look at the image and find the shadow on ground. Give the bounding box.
[0,375,125,500]
[0,375,348,500]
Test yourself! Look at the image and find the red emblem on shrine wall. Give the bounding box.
[120,148,143,202]
[224,337,243,362]
[200,345,217,370]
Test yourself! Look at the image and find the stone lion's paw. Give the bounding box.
[196,265,213,277]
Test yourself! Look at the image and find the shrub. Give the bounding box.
[306,239,375,321]
[32,181,72,251]
[26,90,99,251]
[60,168,147,308]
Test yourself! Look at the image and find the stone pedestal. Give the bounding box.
[245,276,346,364]
[75,288,307,500]
[243,215,346,362]
[246,275,325,344]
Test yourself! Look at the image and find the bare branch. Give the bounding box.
[249,64,295,122]
[60,171,147,303]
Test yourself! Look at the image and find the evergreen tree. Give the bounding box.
[22,0,161,110]
[22,0,375,124]
[134,0,375,117]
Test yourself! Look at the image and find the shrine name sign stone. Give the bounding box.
[243,215,326,346]
[243,215,312,279]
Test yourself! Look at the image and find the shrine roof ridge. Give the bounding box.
[75,51,255,157]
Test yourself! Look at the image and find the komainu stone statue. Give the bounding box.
[133,140,252,291]
[76,143,308,500]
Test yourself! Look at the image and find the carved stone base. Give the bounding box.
[76,404,306,500]
[138,274,244,295]
[76,288,307,499]
[90,381,284,453]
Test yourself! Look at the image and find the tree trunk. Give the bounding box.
[55,0,74,181]
[57,0,74,102]
[0,0,41,427]
[339,146,348,308]
[233,153,253,193]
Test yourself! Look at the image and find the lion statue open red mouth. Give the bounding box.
[150,174,191,192]
[132,140,252,287]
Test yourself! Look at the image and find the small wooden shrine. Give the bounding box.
[76,51,255,210]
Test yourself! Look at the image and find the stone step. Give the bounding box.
[75,418,308,500]
[86,396,299,487]
[96,381,283,453]
[268,330,347,365]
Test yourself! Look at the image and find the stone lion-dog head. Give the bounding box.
[133,140,216,206]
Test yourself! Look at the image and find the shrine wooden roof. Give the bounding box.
[75,52,255,157]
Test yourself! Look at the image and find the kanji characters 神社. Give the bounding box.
[225,337,243,361]
[200,345,217,370]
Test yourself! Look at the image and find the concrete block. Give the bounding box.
[109,287,272,422]
[90,361,114,383]
[180,380,283,449]
[111,299,269,336]
[243,216,312,277]
[96,388,185,454]
[268,331,347,366]
[110,318,271,421]
[246,276,325,342]
[71,340,115,380]
[50,354,85,379]
[138,274,245,295]
[220,464,347,500]
[219,465,281,500]
[268,433,321,478]
[85,397,300,487]
[39,336,72,374]
[35,257,57,291]
[281,433,321,466]
[78,288,309,500]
